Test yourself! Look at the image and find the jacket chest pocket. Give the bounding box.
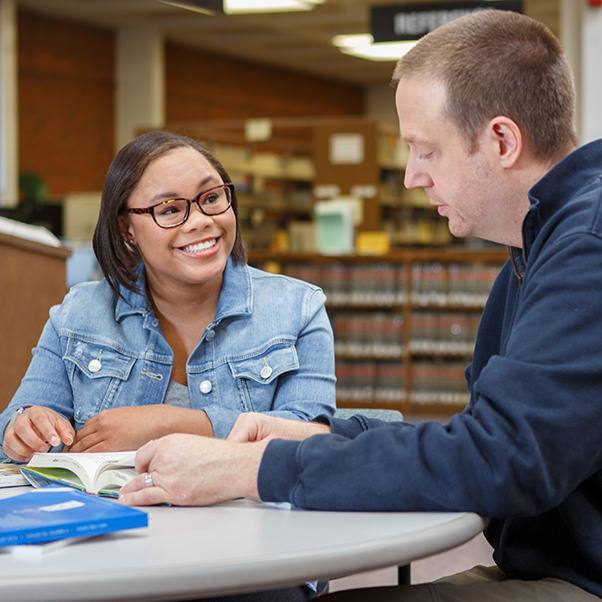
[227,344,298,411]
[65,340,136,428]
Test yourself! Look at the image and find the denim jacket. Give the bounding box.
[0,258,336,455]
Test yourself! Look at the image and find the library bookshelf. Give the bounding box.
[249,246,509,416]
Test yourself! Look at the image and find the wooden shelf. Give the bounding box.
[0,233,71,411]
[249,247,508,264]
[249,248,508,416]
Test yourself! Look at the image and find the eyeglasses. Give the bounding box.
[126,183,233,228]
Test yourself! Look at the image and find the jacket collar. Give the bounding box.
[114,257,252,322]
[523,139,602,256]
[214,257,252,322]
[508,139,602,282]
[115,265,150,320]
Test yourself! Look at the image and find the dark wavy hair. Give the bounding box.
[93,131,247,297]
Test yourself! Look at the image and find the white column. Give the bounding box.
[581,3,602,143]
[561,0,602,144]
[560,0,582,139]
[115,28,165,152]
[0,0,18,207]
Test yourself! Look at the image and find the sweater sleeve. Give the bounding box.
[258,232,602,515]
[317,413,409,439]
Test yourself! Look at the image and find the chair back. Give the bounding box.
[334,408,403,422]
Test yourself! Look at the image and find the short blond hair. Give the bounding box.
[392,10,577,158]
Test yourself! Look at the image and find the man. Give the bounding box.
[120,9,602,601]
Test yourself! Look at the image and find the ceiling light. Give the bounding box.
[224,0,324,13]
[158,0,220,14]
[158,0,324,14]
[332,33,417,62]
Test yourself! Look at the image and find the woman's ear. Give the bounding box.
[118,215,135,246]
[487,116,523,169]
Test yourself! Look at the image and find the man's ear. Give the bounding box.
[487,116,523,168]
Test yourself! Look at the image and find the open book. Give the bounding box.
[20,452,138,497]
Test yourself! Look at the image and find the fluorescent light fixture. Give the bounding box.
[225,1,323,13]
[332,33,417,62]
[158,0,324,14]
[157,0,219,13]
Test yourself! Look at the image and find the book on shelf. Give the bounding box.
[0,487,147,549]
[20,451,138,498]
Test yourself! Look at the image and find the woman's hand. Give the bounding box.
[69,405,214,452]
[3,406,75,462]
[227,412,330,443]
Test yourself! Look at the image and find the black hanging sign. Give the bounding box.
[371,1,524,43]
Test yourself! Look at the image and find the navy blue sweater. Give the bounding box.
[258,140,602,597]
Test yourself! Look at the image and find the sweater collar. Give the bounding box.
[523,139,602,255]
[508,138,602,282]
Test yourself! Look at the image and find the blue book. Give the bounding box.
[0,487,148,548]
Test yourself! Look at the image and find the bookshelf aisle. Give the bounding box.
[249,246,508,416]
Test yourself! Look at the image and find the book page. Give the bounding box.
[26,452,136,494]
[21,467,88,493]
[0,463,28,488]
[95,468,138,495]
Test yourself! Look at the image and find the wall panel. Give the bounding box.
[165,43,365,122]
[18,10,115,195]
[17,11,366,197]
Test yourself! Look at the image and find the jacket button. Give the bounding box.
[260,365,273,379]
[206,330,215,341]
[88,359,102,373]
[199,380,212,394]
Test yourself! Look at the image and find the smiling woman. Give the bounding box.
[0,131,336,472]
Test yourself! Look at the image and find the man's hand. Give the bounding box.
[118,434,268,507]
[227,413,331,443]
[3,406,75,462]
[69,406,214,452]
